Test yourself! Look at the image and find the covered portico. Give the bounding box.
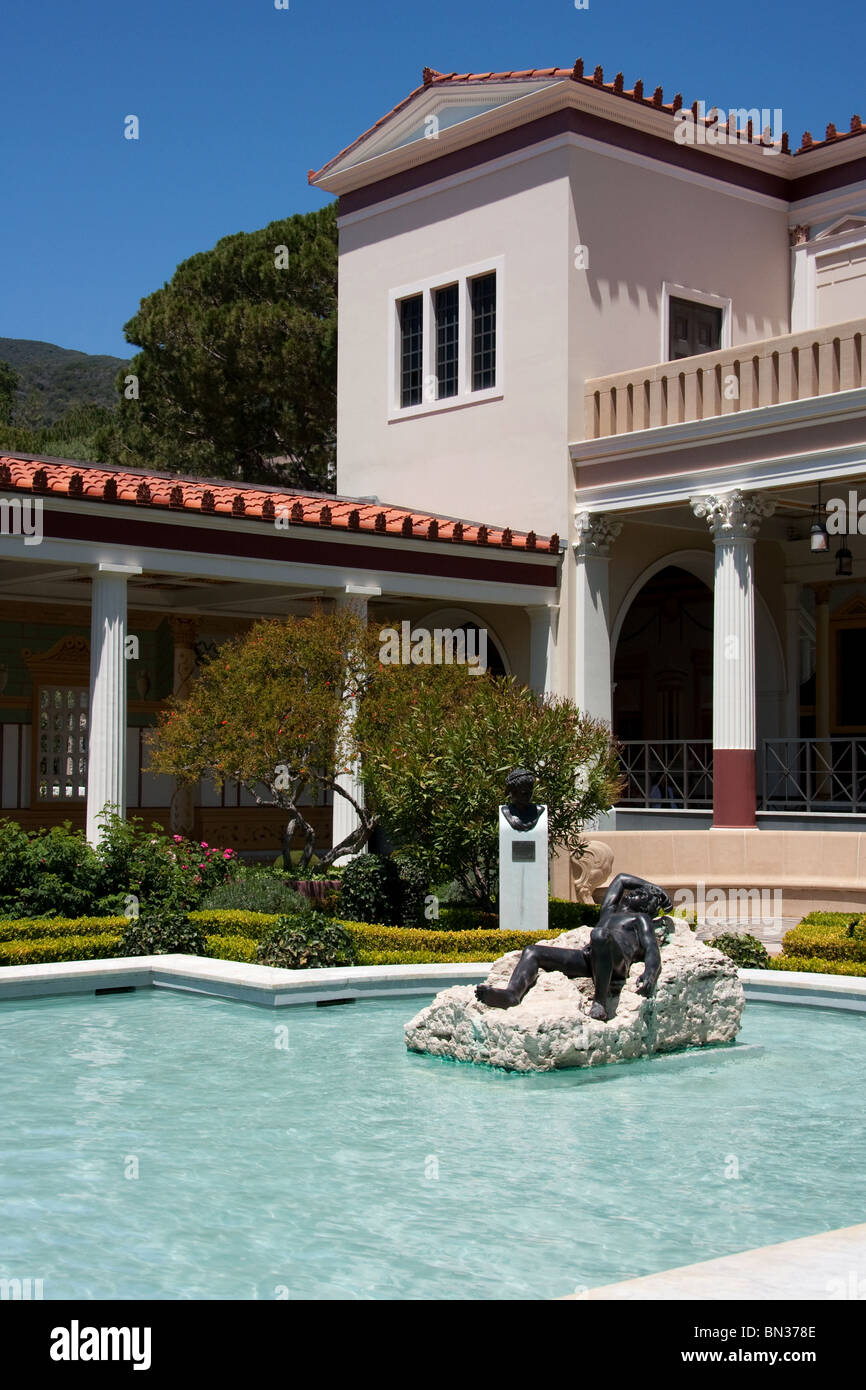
[572,336,866,911]
[0,456,561,856]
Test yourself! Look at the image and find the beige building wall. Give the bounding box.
[566,141,791,442]
[337,146,573,543]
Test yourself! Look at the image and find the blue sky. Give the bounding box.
[1,0,862,358]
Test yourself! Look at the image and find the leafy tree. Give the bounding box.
[355,665,621,909]
[0,401,116,465]
[148,609,381,867]
[0,360,18,426]
[110,204,338,490]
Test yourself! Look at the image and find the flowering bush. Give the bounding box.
[0,815,236,920]
[97,814,235,913]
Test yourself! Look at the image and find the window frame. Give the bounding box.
[388,257,504,421]
[661,281,732,363]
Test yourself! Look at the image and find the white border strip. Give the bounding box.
[0,954,487,1007]
[2,957,865,1011]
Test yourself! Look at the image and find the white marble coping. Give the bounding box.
[740,966,866,1011]
[564,1222,866,1300]
[2,957,865,1013]
[0,954,487,1007]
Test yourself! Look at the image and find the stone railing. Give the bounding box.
[584,318,866,440]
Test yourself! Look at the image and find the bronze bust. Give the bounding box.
[501,767,543,833]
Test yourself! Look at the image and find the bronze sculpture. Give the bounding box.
[476,872,674,1021]
[500,766,544,832]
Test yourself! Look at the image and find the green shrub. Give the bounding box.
[119,908,205,957]
[8,824,104,919]
[256,913,356,969]
[795,911,862,929]
[355,950,499,965]
[547,899,601,931]
[0,934,121,966]
[339,919,557,957]
[707,932,770,968]
[0,819,31,912]
[190,909,283,941]
[97,814,235,914]
[782,919,866,963]
[205,935,259,963]
[769,955,866,978]
[200,869,310,916]
[0,915,126,941]
[338,853,428,927]
[436,898,599,933]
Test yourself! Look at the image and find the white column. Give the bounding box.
[526,604,558,695]
[169,617,198,837]
[789,225,813,333]
[86,563,141,844]
[691,490,774,827]
[331,585,379,863]
[573,512,621,725]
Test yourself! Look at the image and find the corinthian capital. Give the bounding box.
[690,489,775,541]
[573,511,622,557]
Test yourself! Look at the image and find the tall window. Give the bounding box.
[391,262,501,415]
[668,297,722,360]
[399,294,423,407]
[37,686,88,801]
[471,272,497,390]
[434,284,459,399]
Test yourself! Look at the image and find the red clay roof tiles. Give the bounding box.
[0,456,559,555]
[309,59,866,183]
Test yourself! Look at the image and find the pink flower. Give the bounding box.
[173,835,183,843]
[200,842,208,849]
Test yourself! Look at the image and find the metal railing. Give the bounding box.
[762,738,866,814]
[616,740,713,810]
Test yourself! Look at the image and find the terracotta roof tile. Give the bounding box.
[0,456,560,554]
[309,57,866,182]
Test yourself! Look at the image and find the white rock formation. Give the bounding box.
[404,919,745,1072]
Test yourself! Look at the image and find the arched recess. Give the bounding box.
[416,606,512,676]
[611,550,786,748]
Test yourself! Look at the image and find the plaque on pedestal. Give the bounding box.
[498,767,548,934]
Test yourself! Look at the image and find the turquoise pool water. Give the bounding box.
[0,990,863,1300]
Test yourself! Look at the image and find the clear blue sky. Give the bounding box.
[1,0,862,358]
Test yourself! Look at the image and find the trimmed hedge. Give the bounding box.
[0,934,121,966]
[781,919,866,963]
[338,919,561,956]
[795,912,862,928]
[769,954,866,978]
[0,915,127,941]
[437,899,600,933]
[206,935,258,963]
[190,910,283,941]
[355,950,498,966]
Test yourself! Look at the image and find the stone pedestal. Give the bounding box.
[498,806,548,933]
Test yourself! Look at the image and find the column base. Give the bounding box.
[713,748,756,829]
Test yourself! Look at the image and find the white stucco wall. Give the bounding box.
[336,146,573,540]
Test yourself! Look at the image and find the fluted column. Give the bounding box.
[169,617,198,837]
[86,563,141,843]
[331,587,377,863]
[691,490,775,828]
[573,512,621,725]
[526,604,558,695]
